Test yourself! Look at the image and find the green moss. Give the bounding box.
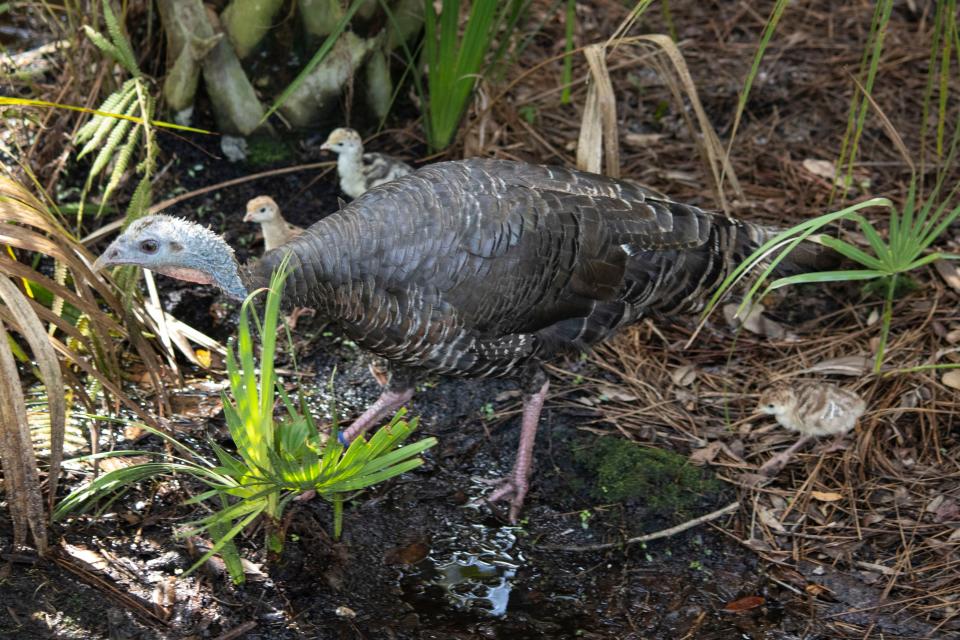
[573,437,724,516]
[246,136,293,167]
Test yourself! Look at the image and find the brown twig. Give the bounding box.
[540,501,740,551]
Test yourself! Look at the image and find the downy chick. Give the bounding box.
[757,382,866,475]
[320,127,412,199]
[243,195,303,253]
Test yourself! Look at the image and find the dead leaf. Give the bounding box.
[170,393,223,419]
[804,582,832,597]
[935,260,960,292]
[671,364,697,387]
[801,356,870,376]
[494,389,522,402]
[810,491,843,502]
[623,132,666,149]
[153,576,176,620]
[722,595,765,613]
[99,455,151,472]
[597,385,638,403]
[756,505,786,533]
[383,541,430,566]
[946,328,960,345]
[942,370,960,390]
[801,158,836,181]
[689,441,722,465]
[195,349,212,368]
[723,302,787,339]
[60,542,110,573]
[933,497,959,523]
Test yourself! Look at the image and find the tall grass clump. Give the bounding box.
[704,1,960,374]
[418,0,527,150]
[55,264,436,583]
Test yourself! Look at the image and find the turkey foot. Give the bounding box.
[296,386,415,503]
[339,387,415,444]
[487,378,549,523]
[758,436,812,476]
[283,307,315,331]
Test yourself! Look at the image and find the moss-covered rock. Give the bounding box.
[572,437,724,517]
[246,136,293,167]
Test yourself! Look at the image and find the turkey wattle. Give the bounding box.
[94,158,836,521]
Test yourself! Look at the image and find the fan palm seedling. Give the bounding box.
[55,263,436,583]
[703,186,960,373]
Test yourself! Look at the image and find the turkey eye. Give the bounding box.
[766,404,775,410]
[140,239,159,254]
[260,207,267,214]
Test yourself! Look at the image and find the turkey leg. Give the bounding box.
[488,377,550,522]
[339,387,415,444]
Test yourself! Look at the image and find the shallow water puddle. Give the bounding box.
[420,524,523,616]
[401,518,524,617]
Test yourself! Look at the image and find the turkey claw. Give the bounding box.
[487,478,528,523]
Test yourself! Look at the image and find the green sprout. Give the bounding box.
[55,262,436,583]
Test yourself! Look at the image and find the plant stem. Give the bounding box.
[875,273,898,373]
[333,495,344,540]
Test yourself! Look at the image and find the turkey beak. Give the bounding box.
[92,249,115,273]
[243,210,254,222]
[92,238,126,272]
[319,141,333,152]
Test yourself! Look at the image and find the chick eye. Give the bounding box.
[140,239,159,254]
[766,404,775,410]
[260,207,268,214]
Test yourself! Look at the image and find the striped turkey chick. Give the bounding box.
[94,158,839,521]
[320,127,412,199]
[757,382,866,475]
[243,196,304,253]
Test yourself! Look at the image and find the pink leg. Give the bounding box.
[339,387,415,444]
[488,378,550,522]
[296,383,414,502]
[758,435,813,476]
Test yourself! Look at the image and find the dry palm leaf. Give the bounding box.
[0,174,171,550]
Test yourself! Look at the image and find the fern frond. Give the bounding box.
[82,25,123,66]
[77,85,137,158]
[101,0,139,76]
[100,126,141,213]
[87,112,134,181]
[126,176,152,221]
[75,81,134,144]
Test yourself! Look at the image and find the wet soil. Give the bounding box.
[0,128,824,639]
[0,351,810,640]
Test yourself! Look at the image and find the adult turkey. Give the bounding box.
[94,158,835,521]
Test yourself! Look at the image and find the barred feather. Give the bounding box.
[246,159,837,379]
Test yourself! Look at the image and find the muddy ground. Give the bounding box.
[0,130,826,640]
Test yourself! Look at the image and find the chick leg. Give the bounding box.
[488,375,549,522]
[759,435,813,476]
